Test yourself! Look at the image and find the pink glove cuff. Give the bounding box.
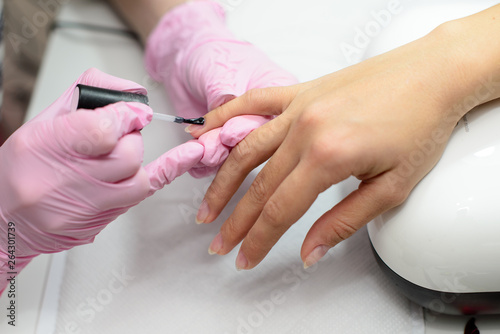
[145,0,298,118]
[145,0,230,83]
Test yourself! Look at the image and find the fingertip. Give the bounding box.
[145,140,204,193]
[185,124,205,136]
[235,250,249,271]
[186,99,242,138]
[303,245,330,269]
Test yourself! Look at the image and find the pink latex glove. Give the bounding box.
[0,68,204,295]
[145,0,298,178]
[189,115,272,178]
[145,0,297,118]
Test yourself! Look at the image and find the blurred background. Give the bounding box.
[0,0,62,145]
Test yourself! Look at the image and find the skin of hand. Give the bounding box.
[188,7,500,270]
[0,68,204,294]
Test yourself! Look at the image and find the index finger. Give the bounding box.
[78,68,147,95]
[187,85,300,138]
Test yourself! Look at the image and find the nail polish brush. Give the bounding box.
[72,84,205,125]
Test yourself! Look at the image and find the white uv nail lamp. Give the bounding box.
[360,1,500,315]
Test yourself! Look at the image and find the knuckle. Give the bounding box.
[260,198,284,230]
[232,137,254,164]
[382,188,409,208]
[244,88,267,106]
[248,175,269,205]
[205,176,228,202]
[220,216,244,242]
[9,130,31,156]
[326,216,358,244]
[12,178,44,212]
[307,133,360,171]
[296,104,323,128]
[242,231,263,256]
[309,136,335,158]
[307,136,346,168]
[134,168,151,198]
[98,131,119,152]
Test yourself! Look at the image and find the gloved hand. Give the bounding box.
[0,68,204,295]
[144,0,298,178]
[188,115,272,178]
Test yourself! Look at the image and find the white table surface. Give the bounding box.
[1,0,499,333]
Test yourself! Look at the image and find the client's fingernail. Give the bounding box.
[208,232,223,255]
[196,200,210,224]
[185,124,204,134]
[235,251,248,271]
[304,245,330,269]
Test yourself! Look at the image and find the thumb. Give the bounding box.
[55,102,152,157]
[145,141,204,195]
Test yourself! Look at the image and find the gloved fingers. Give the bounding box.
[145,140,204,195]
[205,69,298,111]
[188,42,299,112]
[75,131,144,183]
[165,84,208,119]
[197,128,230,167]
[207,93,236,112]
[187,118,270,178]
[77,68,147,95]
[95,168,151,211]
[54,102,152,157]
[36,68,147,121]
[220,115,273,148]
[188,165,219,179]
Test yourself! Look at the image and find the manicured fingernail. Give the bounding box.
[196,200,209,224]
[185,124,204,134]
[235,251,248,271]
[208,232,223,255]
[304,245,330,269]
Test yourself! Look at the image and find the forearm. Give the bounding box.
[106,0,187,43]
[442,4,500,112]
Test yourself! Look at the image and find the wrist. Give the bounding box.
[430,5,500,117]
